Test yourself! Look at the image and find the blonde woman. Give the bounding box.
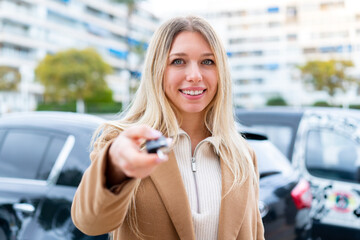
[71,16,265,240]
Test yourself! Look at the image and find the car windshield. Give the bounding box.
[305,129,360,183]
[246,124,293,159]
[247,139,293,176]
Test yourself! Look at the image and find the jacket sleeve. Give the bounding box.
[71,134,141,236]
[251,149,265,240]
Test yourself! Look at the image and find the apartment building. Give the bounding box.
[201,0,360,108]
[0,0,159,113]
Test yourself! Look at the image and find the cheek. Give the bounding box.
[164,71,180,91]
[163,76,173,99]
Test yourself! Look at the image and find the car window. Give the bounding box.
[247,139,293,175]
[305,129,360,183]
[57,129,93,187]
[248,125,293,158]
[0,130,5,146]
[0,129,66,180]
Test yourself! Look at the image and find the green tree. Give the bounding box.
[35,48,113,112]
[0,66,21,91]
[266,96,287,106]
[298,60,356,98]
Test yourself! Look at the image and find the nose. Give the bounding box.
[186,63,202,82]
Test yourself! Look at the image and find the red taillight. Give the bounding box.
[291,179,312,209]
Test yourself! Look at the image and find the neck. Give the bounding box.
[180,112,211,153]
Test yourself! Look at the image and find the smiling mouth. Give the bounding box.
[180,89,206,96]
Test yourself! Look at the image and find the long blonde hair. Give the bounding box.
[93,15,256,239]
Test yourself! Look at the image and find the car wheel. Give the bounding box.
[0,225,8,240]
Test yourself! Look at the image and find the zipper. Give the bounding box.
[191,157,197,172]
[187,136,208,214]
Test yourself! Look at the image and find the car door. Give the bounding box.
[0,126,72,239]
[293,111,360,239]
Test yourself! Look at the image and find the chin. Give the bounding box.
[181,107,207,114]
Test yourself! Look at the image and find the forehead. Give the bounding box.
[169,31,212,53]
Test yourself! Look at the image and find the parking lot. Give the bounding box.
[0,108,359,239]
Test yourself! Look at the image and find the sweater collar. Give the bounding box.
[177,128,218,150]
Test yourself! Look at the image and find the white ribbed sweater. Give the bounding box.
[173,130,222,240]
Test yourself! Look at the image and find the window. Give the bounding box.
[247,139,292,175]
[305,129,360,183]
[267,7,279,13]
[85,6,114,21]
[303,47,317,54]
[287,34,297,41]
[0,129,66,180]
[57,131,92,187]
[268,21,281,28]
[249,125,293,157]
[286,6,297,17]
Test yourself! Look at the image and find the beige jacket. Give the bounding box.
[71,137,265,240]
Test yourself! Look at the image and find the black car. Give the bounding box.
[0,111,107,240]
[242,129,311,240]
[236,107,360,240]
[0,111,310,240]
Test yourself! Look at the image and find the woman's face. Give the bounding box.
[164,31,218,117]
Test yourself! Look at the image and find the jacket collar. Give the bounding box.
[150,151,250,240]
[150,151,196,240]
[217,161,250,240]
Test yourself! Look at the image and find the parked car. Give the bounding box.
[241,129,311,240]
[236,107,360,240]
[0,111,108,240]
[0,111,310,240]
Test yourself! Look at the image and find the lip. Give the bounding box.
[180,87,206,91]
[179,87,206,100]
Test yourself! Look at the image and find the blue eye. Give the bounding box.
[202,59,214,65]
[172,59,184,65]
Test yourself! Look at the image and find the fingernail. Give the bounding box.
[156,149,168,162]
[151,129,162,138]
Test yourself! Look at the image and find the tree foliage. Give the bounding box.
[111,0,143,16]
[35,48,113,103]
[0,66,21,91]
[298,60,355,97]
[266,96,287,106]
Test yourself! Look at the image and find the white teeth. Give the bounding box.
[182,90,204,96]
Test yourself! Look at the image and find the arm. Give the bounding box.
[71,125,168,236]
[71,137,141,236]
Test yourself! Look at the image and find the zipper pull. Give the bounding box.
[191,157,197,172]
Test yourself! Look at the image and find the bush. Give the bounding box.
[312,101,331,107]
[36,101,122,113]
[86,102,122,113]
[266,96,287,106]
[37,102,76,112]
[349,104,360,110]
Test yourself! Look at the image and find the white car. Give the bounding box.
[236,107,360,240]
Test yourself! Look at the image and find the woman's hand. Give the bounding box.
[107,125,168,185]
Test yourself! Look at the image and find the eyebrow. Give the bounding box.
[169,52,215,57]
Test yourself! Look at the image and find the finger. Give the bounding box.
[129,152,167,168]
[123,165,158,179]
[122,125,162,141]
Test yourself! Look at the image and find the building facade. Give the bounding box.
[0,0,159,113]
[201,0,360,108]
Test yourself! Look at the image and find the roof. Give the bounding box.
[0,111,106,132]
[236,106,360,120]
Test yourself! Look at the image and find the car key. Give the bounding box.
[146,135,170,160]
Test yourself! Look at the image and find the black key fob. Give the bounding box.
[146,136,169,153]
